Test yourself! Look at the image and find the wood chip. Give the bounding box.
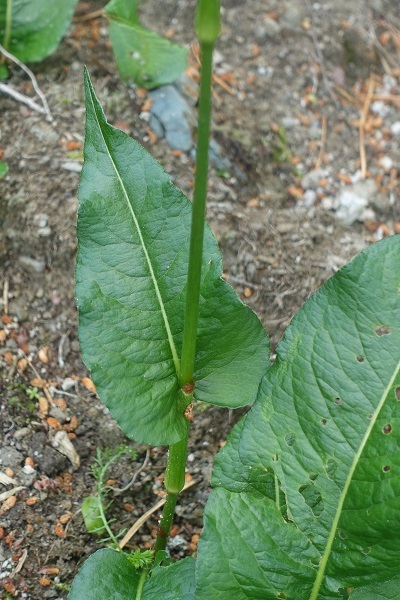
[47,417,62,430]
[30,378,47,388]
[244,287,253,298]
[59,512,72,525]
[26,497,38,506]
[287,185,304,199]
[393,222,400,234]
[39,396,49,418]
[39,578,52,587]
[39,567,59,575]
[55,397,67,411]
[38,346,50,364]
[17,357,28,373]
[81,377,96,393]
[0,329,6,344]
[4,351,13,365]
[0,495,17,514]
[54,521,66,538]
[25,457,35,468]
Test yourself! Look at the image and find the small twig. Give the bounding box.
[0,81,47,116]
[10,548,28,579]
[359,76,375,179]
[0,44,53,121]
[58,332,68,368]
[118,479,199,550]
[26,358,54,407]
[315,115,327,170]
[107,450,150,494]
[73,8,104,23]
[333,84,361,107]
[48,388,78,399]
[3,279,9,315]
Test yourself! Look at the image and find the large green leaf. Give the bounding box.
[142,557,195,599]
[349,577,400,599]
[0,0,77,63]
[76,71,269,446]
[195,235,400,599]
[0,161,9,178]
[68,549,140,599]
[105,0,187,88]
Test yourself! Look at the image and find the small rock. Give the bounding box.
[31,123,59,144]
[70,340,80,353]
[5,338,17,349]
[281,117,299,129]
[38,226,52,237]
[61,161,82,173]
[301,169,329,190]
[34,446,68,477]
[61,377,76,391]
[370,101,390,117]
[149,85,194,152]
[370,193,392,214]
[19,256,45,273]
[343,26,378,68]
[390,121,400,136]
[255,18,281,41]
[33,214,49,228]
[14,427,32,441]
[167,535,189,551]
[335,179,377,225]
[49,406,67,423]
[378,156,393,172]
[0,447,23,469]
[281,2,306,30]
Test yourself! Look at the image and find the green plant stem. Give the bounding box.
[3,0,12,50]
[153,1,218,560]
[135,569,148,600]
[179,40,214,387]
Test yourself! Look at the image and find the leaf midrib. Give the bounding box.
[87,84,181,377]
[309,358,400,599]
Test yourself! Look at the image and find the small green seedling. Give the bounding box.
[82,445,138,546]
[0,160,9,178]
[0,0,186,88]
[69,0,400,598]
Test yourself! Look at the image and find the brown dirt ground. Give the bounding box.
[1,0,399,597]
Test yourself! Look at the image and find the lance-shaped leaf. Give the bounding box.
[76,70,269,446]
[0,0,77,63]
[195,235,400,599]
[105,0,187,89]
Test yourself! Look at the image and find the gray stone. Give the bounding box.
[255,18,281,41]
[390,121,400,136]
[281,2,305,30]
[61,377,76,391]
[31,123,59,144]
[149,85,194,152]
[49,406,67,423]
[70,339,80,352]
[14,427,32,440]
[301,169,329,190]
[335,179,377,225]
[19,255,46,273]
[61,161,82,173]
[370,193,392,214]
[0,447,23,469]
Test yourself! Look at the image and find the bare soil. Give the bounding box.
[0,0,399,597]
